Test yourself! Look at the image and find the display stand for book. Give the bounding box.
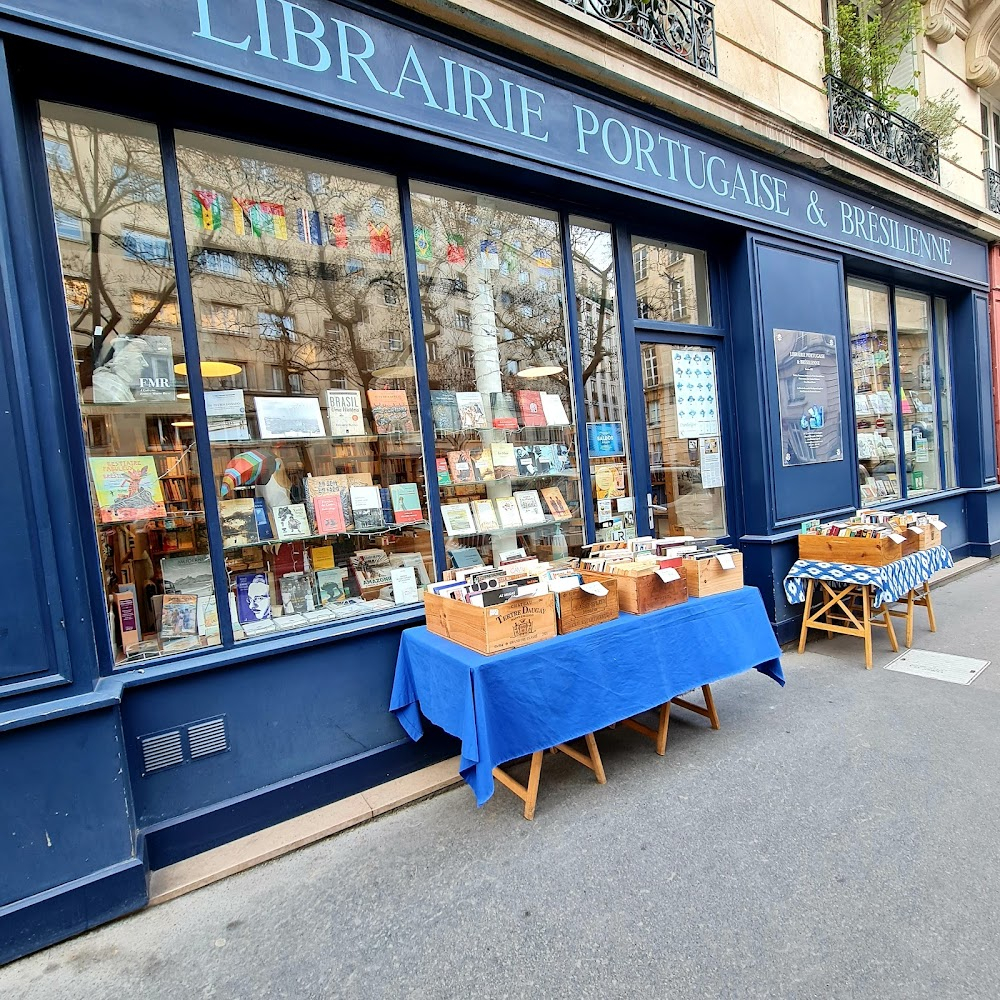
[885,580,937,648]
[796,579,899,670]
[620,684,721,756]
[491,733,606,821]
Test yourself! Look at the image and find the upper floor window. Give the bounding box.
[120,228,171,265]
[632,238,710,325]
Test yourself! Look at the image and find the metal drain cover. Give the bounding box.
[884,649,989,686]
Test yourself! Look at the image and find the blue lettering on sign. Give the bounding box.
[2,0,985,283]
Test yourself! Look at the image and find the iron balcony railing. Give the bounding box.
[558,0,717,75]
[986,167,1000,214]
[825,74,940,183]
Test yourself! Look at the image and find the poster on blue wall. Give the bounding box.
[773,329,844,467]
[587,422,625,458]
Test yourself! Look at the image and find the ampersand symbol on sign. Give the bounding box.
[807,191,827,227]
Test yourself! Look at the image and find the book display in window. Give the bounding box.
[412,181,586,566]
[177,135,435,640]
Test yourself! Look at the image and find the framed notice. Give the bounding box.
[773,329,844,467]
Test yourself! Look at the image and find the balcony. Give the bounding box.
[826,75,940,184]
[557,0,717,75]
[986,167,1000,215]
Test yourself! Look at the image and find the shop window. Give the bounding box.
[847,277,955,502]
[39,103,220,667]
[571,218,636,541]
[412,181,583,562]
[178,132,432,640]
[631,238,711,326]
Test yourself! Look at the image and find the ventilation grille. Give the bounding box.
[138,715,229,776]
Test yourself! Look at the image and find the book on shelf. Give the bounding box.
[495,495,522,529]
[160,593,199,638]
[161,554,214,600]
[253,497,275,540]
[470,446,495,482]
[490,442,518,479]
[854,393,872,417]
[455,391,489,430]
[441,502,475,536]
[205,389,251,442]
[273,503,311,540]
[490,391,519,430]
[311,545,335,570]
[197,595,219,636]
[540,392,570,426]
[316,567,348,605]
[313,493,347,534]
[550,444,571,473]
[389,551,430,586]
[349,485,386,530]
[449,547,484,569]
[279,572,314,614]
[255,395,327,439]
[436,458,452,486]
[447,449,476,485]
[541,486,572,520]
[325,389,366,436]
[390,565,420,604]
[389,483,424,524]
[306,475,354,531]
[472,499,501,532]
[114,592,141,650]
[90,457,166,523]
[367,389,414,434]
[219,498,259,547]
[514,490,546,525]
[514,446,539,477]
[349,548,393,590]
[380,487,396,525]
[235,572,272,624]
[515,390,546,427]
[430,389,461,432]
[129,335,177,402]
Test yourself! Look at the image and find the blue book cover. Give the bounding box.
[587,421,625,458]
[253,497,274,540]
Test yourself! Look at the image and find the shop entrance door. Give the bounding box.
[636,340,730,541]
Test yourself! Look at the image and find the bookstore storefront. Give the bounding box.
[1,0,998,961]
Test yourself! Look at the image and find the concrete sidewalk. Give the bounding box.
[4,560,1000,999]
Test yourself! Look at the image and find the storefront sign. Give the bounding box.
[773,329,844,467]
[0,0,987,283]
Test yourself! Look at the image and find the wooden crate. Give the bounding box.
[682,553,745,598]
[423,591,556,655]
[797,534,903,567]
[615,570,688,615]
[917,524,942,550]
[555,571,620,634]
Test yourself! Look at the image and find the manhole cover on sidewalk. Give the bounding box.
[884,649,990,686]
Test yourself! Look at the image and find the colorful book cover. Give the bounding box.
[306,475,353,532]
[311,545,335,570]
[349,548,393,590]
[325,390,366,436]
[516,390,546,427]
[594,464,627,500]
[236,572,272,624]
[430,390,461,432]
[490,442,518,479]
[470,446,495,482]
[273,503,311,540]
[218,498,259,548]
[160,594,199,638]
[441,503,475,536]
[587,421,625,458]
[490,392,520,430]
[349,485,386,530]
[436,457,453,486]
[279,572,313,614]
[90,457,166,523]
[514,490,546,525]
[253,497,274,540]
[389,483,424,524]
[316,567,347,605]
[472,499,501,532]
[447,450,476,484]
[367,389,414,434]
[541,487,572,520]
[455,391,488,430]
[540,392,570,426]
[313,493,346,534]
[495,496,523,529]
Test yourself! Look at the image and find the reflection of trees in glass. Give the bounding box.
[632,241,707,325]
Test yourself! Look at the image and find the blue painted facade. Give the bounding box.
[0,0,997,965]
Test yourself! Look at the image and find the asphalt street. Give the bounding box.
[3,560,1000,1000]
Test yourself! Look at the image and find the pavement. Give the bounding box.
[4,559,1000,1000]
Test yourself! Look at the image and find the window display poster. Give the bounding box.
[699,437,723,489]
[773,329,844,467]
[587,421,625,458]
[671,350,720,438]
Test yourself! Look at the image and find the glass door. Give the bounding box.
[638,341,727,539]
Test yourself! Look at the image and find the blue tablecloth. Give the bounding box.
[783,545,953,609]
[390,587,784,806]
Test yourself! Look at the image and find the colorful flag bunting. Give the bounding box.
[191,189,222,231]
[413,226,433,262]
[327,213,349,248]
[233,198,287,240]
[479,238,499,270]
[446,234,466,264]
[296,209,323,245]
[369,223,392,257]
[532,247,554,271]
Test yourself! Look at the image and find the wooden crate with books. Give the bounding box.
[797,533,903,566]
[554,571,619,635]
[614,566,688,615]
[423,591,557,655]
[683,552,744,598]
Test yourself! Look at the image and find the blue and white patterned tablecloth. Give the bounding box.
[783,546,954,609]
